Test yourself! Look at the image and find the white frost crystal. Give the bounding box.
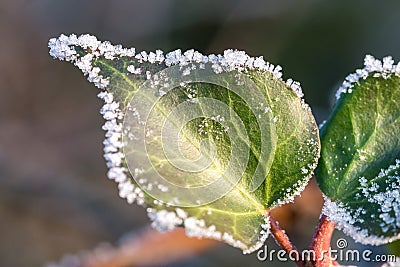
[148,209,183,233]
[335,55,400,99]
[323,160,400,245]
[127,65,141,74]
[181,215,270,254]
[48,33,304,100]
[48,33,310,254]
[97,90,145,206]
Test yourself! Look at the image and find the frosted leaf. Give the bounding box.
[317,55,400,245]
[335,55,400,99]
[48,33,320,253]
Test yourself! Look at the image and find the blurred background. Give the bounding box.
[1,0,400,266]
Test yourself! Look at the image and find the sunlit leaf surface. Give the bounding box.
[49,34,319,253]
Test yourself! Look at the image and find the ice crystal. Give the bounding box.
[336,55,400,99]
[48,33,305,100]
[48,33,314,254]
[323,159,400,245]
[147,209,182,233]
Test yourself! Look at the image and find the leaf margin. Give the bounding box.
[317,55,400,246]
[48,33,320,253]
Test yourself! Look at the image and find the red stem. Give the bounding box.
[310,214,336,267]
[269,213,306,267]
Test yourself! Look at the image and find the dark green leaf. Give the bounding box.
[317,55,400,245]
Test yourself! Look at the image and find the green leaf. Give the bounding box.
[49,34,320,253]
[317,55,400,245]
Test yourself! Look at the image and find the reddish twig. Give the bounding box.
[269,212,306,267]
[309,214,336,267]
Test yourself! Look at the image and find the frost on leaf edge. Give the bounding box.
[322,55,400,246]
[323,159,400,246]
[335,55,400,101]
[48,33,314,254]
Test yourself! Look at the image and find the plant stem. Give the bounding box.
[310,214,336,267]
[269,213,306,267]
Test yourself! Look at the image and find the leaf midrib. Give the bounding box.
[97,58,266,213]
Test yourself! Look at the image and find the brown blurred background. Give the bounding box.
[1,0,400,266]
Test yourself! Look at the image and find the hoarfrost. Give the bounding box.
[127,65,141,74]
[48,33,313,253]
[146,208,271,254]
[148,209,182,233]
[48,33,305,102]
[323,159,400,245]
[336,55,400,100]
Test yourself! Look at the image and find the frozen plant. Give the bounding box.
[49,34,400,267]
